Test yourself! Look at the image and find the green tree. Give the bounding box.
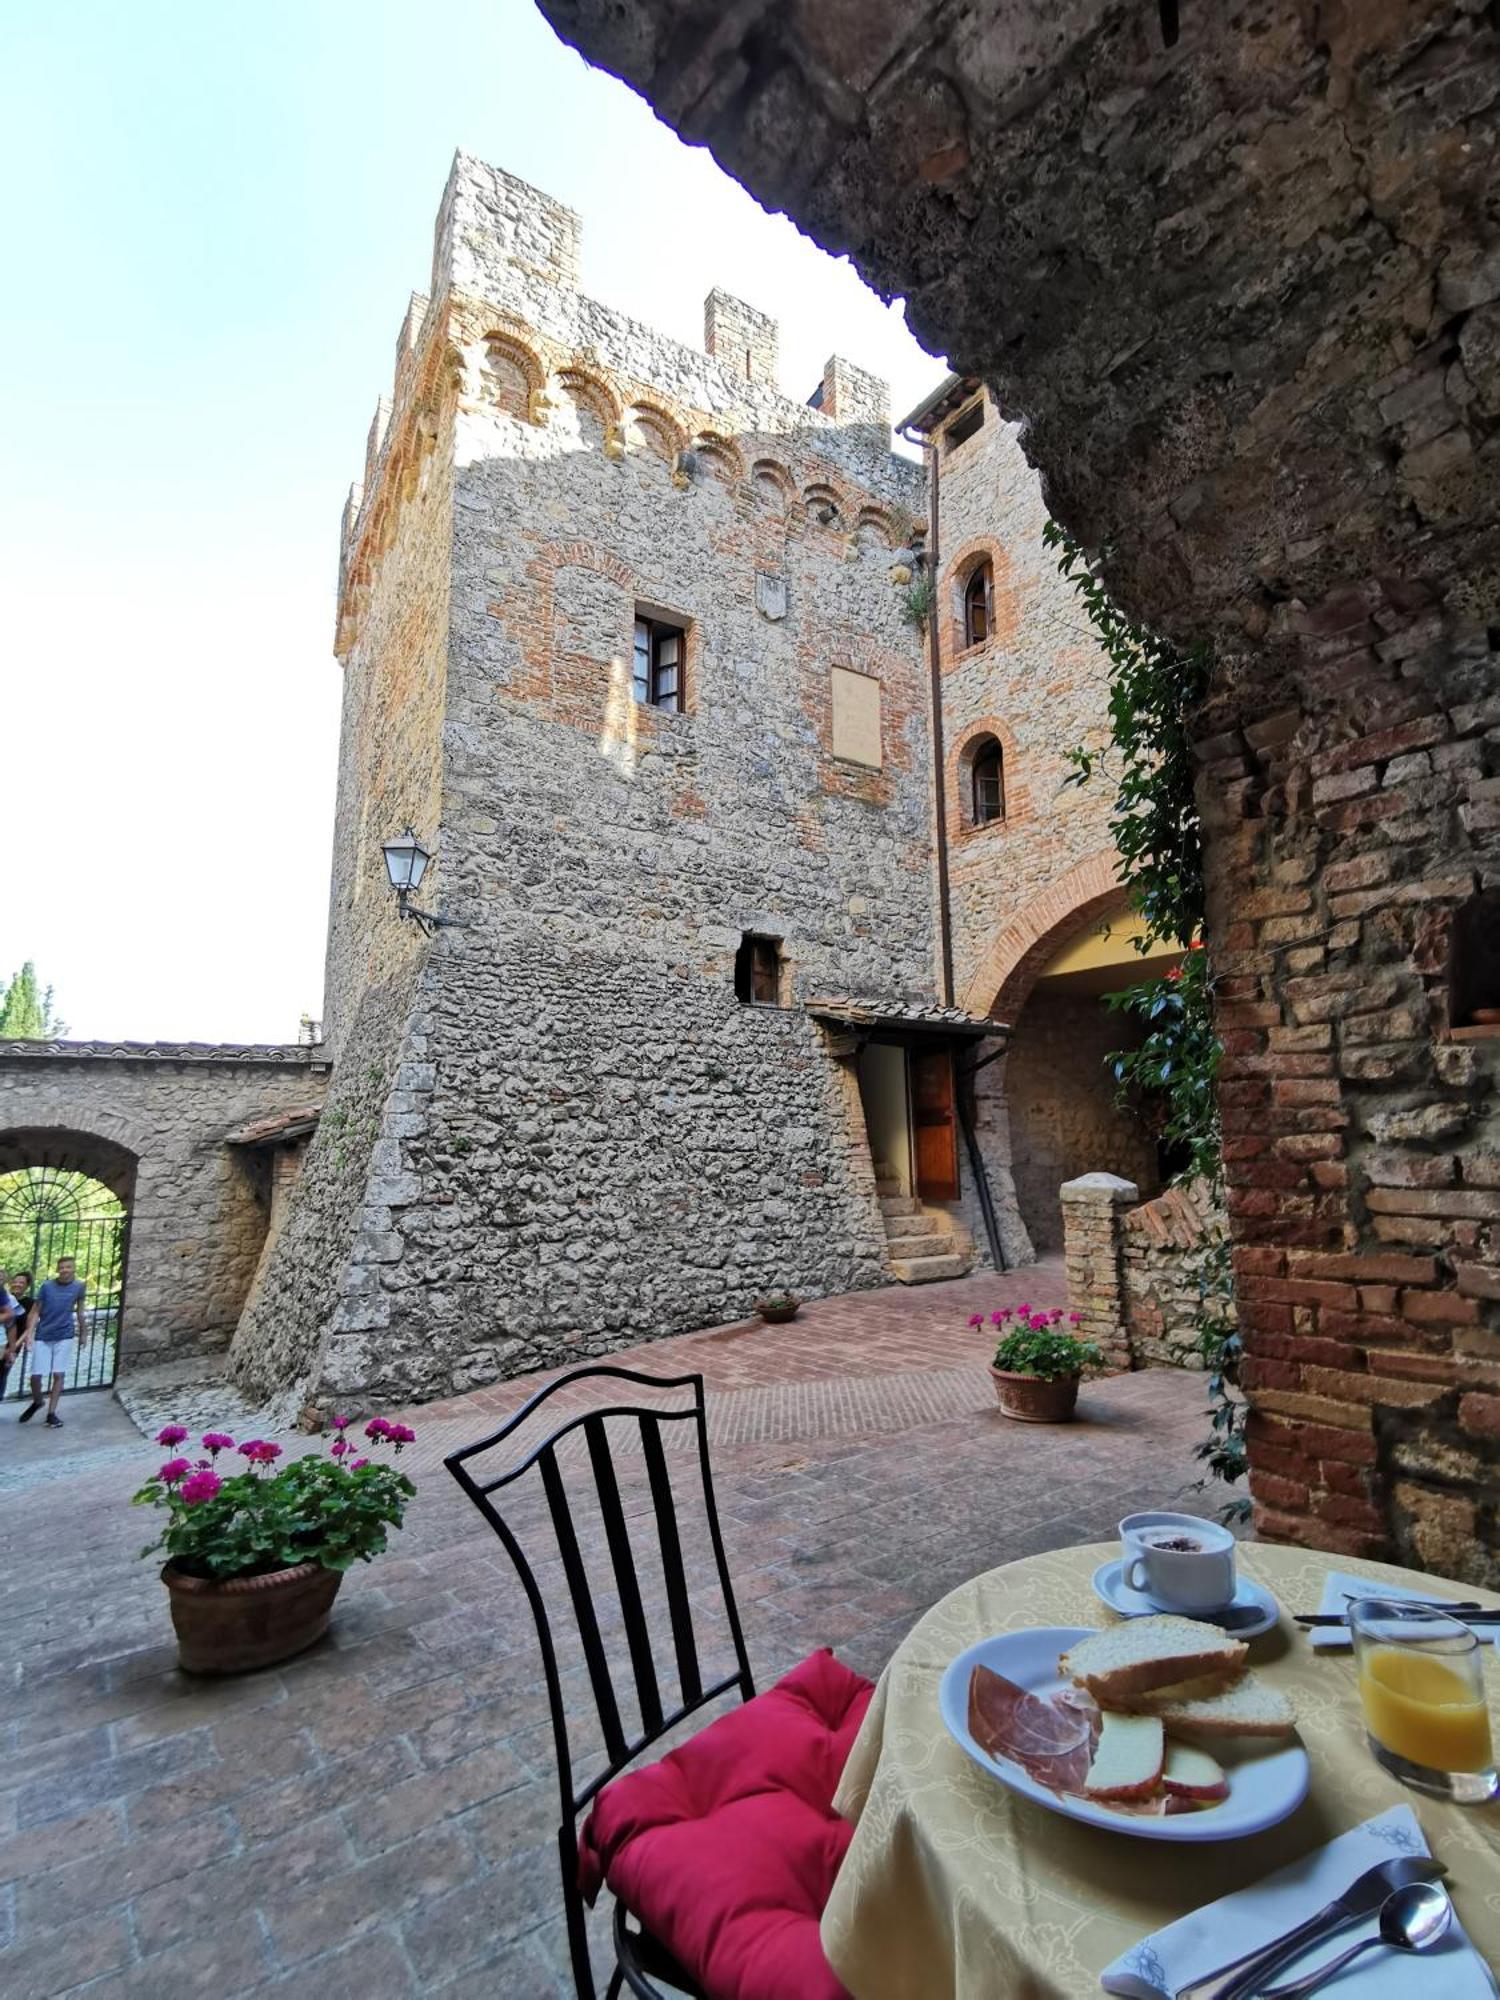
[0,962,67,1039]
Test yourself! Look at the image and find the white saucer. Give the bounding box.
[1091,1559,1280,1638]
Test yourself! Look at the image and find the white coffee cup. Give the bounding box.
[1119,1510,1236,1614]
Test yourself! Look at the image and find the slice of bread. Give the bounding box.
[1061,1617,1249,1703]
[1084,1712,1165,1802]
[1149,1673,1296,1739]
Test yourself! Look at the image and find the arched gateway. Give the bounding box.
[0,1042,328,1389]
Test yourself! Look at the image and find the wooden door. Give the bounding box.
[909,1045,960,1201]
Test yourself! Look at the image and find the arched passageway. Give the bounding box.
[1000,901,1183,1251]
[0,1129,138,1395]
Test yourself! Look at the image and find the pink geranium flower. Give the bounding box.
[158,1457,192,1484]
[156,1424,189,1447]
[967,1313,984,1328]
[332,1415,351,1430]
[388,1423,416,1448]
[365,1418,393,1440]
[349,1458,368,1470]
[330,1438,349,1459]
[179,1469,222,1506]
[1069,1312,1082,1325]
[240,1441,282,1466]
[201,1432,234,1455]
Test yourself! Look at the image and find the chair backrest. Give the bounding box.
[444,1364,756,1998]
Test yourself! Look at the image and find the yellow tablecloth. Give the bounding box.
[821,1543,1500,1999]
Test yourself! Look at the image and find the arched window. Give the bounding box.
[963,561,994,648]
[970,736,1005,825]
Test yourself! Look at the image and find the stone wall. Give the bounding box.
[0,1043,329,1366]
[1004,991,1157,1253]
[532,0,1500,1570]
[1063,1171,1228,1373]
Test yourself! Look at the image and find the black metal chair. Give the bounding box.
[445,1365,757,2000]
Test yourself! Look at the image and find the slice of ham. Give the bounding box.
[966,1667,1215,1816]
[967,1664,1095,1795]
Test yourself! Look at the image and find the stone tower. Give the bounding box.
[229,155,977,1411]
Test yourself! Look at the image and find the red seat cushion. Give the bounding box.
[578,1649,872,2000]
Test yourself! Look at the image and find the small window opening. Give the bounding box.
[970,738,1005,825]
[735,933,783,1007]
[963,562,994,649]
[633,614,685,711]
[945,399,984,451]
[1450,889,1500,1029]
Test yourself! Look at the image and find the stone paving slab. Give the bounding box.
[0,1266,1236,1996]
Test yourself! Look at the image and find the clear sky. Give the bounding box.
[0,0,944,1045]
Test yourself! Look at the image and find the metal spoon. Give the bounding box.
[1261,1880,1452,1999]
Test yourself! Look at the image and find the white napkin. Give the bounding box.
[1100,1805,1497,1998]
[1308,1569,1496,1651]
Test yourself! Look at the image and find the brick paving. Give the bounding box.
[0,1265,1237,1997]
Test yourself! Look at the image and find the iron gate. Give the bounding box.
[0,1169,127,1394]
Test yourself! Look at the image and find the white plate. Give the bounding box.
[938,1625,1309,1843]
[1091,1559,1281,1639]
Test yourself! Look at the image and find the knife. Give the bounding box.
[1297,1609,1500,1626]
[1173,1854,1448,2000]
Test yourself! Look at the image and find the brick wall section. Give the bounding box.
[0,1045,328,1366]
[1204,602,1500,1584]
[1060,1173,1135,1370]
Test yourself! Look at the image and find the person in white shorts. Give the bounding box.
[21,1256,88,1429]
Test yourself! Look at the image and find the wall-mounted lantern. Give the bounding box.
[381,826,465,936]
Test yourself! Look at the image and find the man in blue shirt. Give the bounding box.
[21,1256,88,1429]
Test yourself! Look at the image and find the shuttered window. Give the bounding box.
[963,563,994,649]
[735,934,783,1007]
[633,615,684,711]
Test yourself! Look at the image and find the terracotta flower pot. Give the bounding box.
[989,1367,1081,1424]
[755,1298,800,1324]
[162,1561,343,1675]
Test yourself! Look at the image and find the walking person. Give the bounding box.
[20,1256,88,1429]
[0,1271,21,1401]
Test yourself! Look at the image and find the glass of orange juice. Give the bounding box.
[1351,1599,1499,1804]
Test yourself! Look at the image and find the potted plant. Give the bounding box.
[134,1418,417,1674]
[973,1306,1102,1423]
[754,1290,801,1324]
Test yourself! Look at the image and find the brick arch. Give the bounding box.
[962,848,1128,1019]
[947,713,1032,840]
[476,329,546,421]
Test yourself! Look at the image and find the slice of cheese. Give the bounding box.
[1161,1741,1230,1801]
[1083,1712,1165,1803]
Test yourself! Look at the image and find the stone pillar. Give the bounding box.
[1061,1172,1137,1372]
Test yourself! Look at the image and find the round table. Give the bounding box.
[821,1543,1500,1999]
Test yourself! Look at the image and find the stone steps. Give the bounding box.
[888,1252,970,1285]
[871,1172,976,1282]
[884,1229,954,1260]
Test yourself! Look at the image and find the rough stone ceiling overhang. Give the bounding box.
[534,0,1500,671]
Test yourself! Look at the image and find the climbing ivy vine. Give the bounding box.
[1043,522,1247,1512]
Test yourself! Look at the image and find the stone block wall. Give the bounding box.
[1063,1171,1228,1373]
[0,1044,329,1367]
[1003,989,1158,1252]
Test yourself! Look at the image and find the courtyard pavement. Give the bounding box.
[0,1264,1237,1997]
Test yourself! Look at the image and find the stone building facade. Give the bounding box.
[223,155,1156,1414]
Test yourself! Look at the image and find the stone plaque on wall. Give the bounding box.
[755,571,788,620]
